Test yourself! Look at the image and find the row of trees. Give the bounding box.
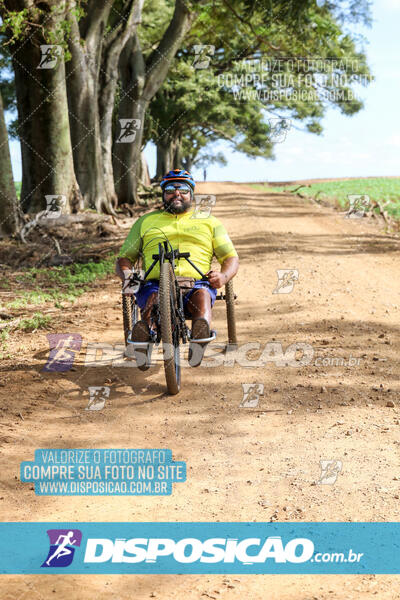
[0,0,372,235]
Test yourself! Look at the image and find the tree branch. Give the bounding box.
[143,0,195,100]
[221,0,281,51]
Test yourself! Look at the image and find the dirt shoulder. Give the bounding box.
[1,183,400,599]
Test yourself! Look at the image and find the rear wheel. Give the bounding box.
[225,279,237,348]
[159,262,181,395]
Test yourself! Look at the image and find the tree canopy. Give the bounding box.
[0,0,373,227]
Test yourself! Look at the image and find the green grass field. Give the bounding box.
[250,178,400,218]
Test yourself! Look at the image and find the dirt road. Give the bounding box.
[1,182,400,598]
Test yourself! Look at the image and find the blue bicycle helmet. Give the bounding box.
[160,169,196,191]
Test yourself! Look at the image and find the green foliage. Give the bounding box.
[0,1,85,61]
[144,0,372,172]
[17,312,51,331]
[0,328,10,359]
[3,255,116,310]
[139,0,174,48]
[0,7,32,43]
[251,178,400,218]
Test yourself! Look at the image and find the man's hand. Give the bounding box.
[206,257,239,289]
[206,270,228,289]
[122,270,140,295]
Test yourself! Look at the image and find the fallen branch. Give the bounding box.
[367,200,391,225]
[289,184,311,194]
[0,317,22,330]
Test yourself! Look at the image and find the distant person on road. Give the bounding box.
[203,168,207,181]
[116,169,239,366]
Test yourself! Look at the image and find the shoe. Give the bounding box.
[130,320,153,371]
[188,317,210,368]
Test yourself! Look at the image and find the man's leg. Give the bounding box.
[185,288,212,326]
[130,290,158,370]
[186,288,213,368]
[140,291,158,330]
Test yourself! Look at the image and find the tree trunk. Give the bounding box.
[66,0,112,212]
[0,90,18,236]
[182,156,193,172]
[173,136,183,168]
[113,34,146,204]
[140,152,151,186]
[156,134,174,179]
[11,22,81,214]
[114,0,194,204]
[98,0,144,213]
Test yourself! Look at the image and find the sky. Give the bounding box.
[8,0,400,184]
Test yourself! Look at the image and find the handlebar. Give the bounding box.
[146,242,208,281]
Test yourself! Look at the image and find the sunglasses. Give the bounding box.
[164,184,191,194]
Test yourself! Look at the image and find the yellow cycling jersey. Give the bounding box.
[118,208,238,280]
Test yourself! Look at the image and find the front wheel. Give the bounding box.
[159,262,181,395]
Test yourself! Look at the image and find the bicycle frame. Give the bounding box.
[125,240,227,349]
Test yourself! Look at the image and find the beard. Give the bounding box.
[163,194,192,214]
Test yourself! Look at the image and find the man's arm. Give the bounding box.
[115,216,143,280]
[207,256,239,289]
[116,257,133,281]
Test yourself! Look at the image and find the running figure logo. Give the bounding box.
[268,118,291,143]
[192,44,215,69]
[116,119,141,143]
[86,386,110,411]
[191,194,216,219]
[240,383,264,408]
[44,195,66,219]
[317,460,342,485]
[42,529,82,568]
[273,269,299,294]
[37,45,62,69]
[43,334,82,372]
[345,194,370,218]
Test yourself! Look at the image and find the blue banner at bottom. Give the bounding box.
[1,522,399,574]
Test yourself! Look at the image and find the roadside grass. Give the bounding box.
[3,255,116,311]
[0,255,116,357]
[0,313,52,358]
[0,329,10,359]
[250,178,400,218]
[251,183,290,194]
[17,312,52,332]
